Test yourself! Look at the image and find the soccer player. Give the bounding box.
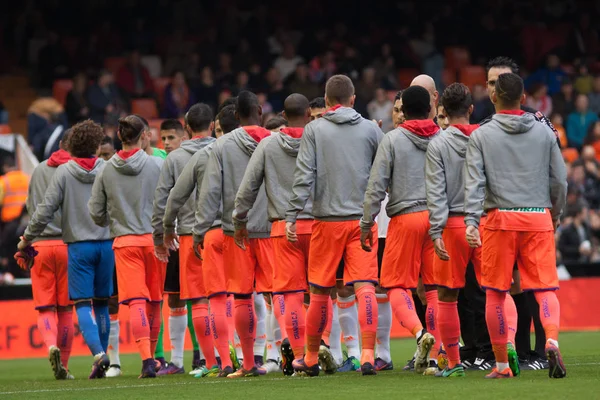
[425,83,518,377]
[233,93,312,376]
[19,120,114,379]
[309,97,326,121]
[436,105,449,130]
[21,129,73,380]
[98,136,116,161]
[287,75,382,376]
[153,104,219,376]
[411,75,439,120]
[195,91,273,378]
[392,91,405,126]
[89,115,165,378]
[464,73,567,379]
[361,86,439,375]
[165,104,239,378]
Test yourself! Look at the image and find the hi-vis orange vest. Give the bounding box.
[1,170,29,223]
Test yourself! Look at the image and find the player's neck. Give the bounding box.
[449,116,470,125]
[190,130,210,138]
[241,117,261,126]
[122,143,141,151]
[287,119,306,128]
[495,103,521,113]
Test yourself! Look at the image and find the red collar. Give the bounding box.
[325,104,342,113]
[280,127,304,139]
[72,157,97,171]
[498,110,526,116]
[452,124,480,137]
[244,126,271,143]
[47,149,70,167]
[400,119,440,137]
[117,148,141,160]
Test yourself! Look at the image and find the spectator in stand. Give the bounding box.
[526,82,553,117]
[265,67,286,111]
[274,42,304,82]
[525,54,567,96]
[367,88,393,132]
[585,121,600,148]
[571,157,600,209]
[575,64,594,95]
[65,73,90,125]
[356,67,378,106]
[162,71,195,119]
[588,75,600,115]
[257,93,273,115]
[553,79,576,120]
[551,113,568,148]
[26,98,68,160]
[87,70,127,125]
[558,203,593,264]
[116,50,155,100]
[233,71,250,95]
[195,66,218,111]
[471,83,494,123]
[37,31,70,89]
[567,94,598,149]
[184,53,202,90]
[216,52,235,88]
[287,64,320,101]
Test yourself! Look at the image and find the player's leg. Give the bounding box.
[375,237,393,371]
[143,245,166,372]
[337,283,361,370]
[254,293,267,366]
[55,242,73,376]
[263,293,282,373]
[106,264,121,377]
[422,236,441,370]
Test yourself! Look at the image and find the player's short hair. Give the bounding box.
[160,119,184,134]
[68,119,105,157]
[486,56,519,75]
[265,115,288,130]
[309,97,326,109]
[441,83,473,118]
[59,128,72,150]
[218,96,237,112]
[401,86,431,120]
[185,103,214,132]
[325,75,355,105]
[217,104,239,134]
[495,73,524,104]
[237,91,261,119]
[117,115,146,146]
[284,93,310,118]
[101,135,114,146]
[394,90,403,102]
[134,115,150,130]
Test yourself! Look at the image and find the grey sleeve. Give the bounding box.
[24,170,65,241]
[425,141,448,240]
[164,157,196,235]
[194,147,223,238]
[233,140,267,228]
[88,169,110,227]
[361,135,393,231]
[549,137,568,221]
[152,158,175,245]
[26,167,42,215]
[464,133,486,228]
[286,126,316,223]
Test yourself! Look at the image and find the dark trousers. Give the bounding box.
[458,263,492,359]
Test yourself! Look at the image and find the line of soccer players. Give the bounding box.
[17,56,568,380]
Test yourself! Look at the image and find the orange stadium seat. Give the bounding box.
[131,99,158,119]
[562,148,579,163]
[104,57,127,75]
[0,124,12,134]
[444,47,471,70]
[153,77,171,105]
[459,65,487,90]
[442,69,457,87]
[52,79,73,105]
[397,68,419,88]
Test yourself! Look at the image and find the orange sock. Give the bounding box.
[284,292,305,359]
[388,288,424,336]
[146,302,161,356]
[533,290,560,342]
[305,293,330,366]
[234,298,256,371]
[273,294,288,340]
[504,294,518,345]
[129,300,151,360]
[356,285,377,365]
[485,290,508,363]
[226,295,235,345]
[209,295,232,369]
[425,290,440,356]
[192,303,218,367]
[57,310,74,368]
[321,296,333,347]
[38,310,58,349]
[438,301,461,368]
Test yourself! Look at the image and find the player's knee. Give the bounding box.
[437,287,459,302]
[74,299,92,309]
[38,306,57,313]
[108,297,119,314]
[56,305,72,313]
[309,285,332,296]
[375,285,387,295]
[263,293,272,305]
[168,293,185,308]
[234,294,252,300]
[338,284,355,297]
[93,298,109,307]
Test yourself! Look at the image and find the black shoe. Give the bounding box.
[520,353,549,370]
[218,366,234,378]
[361,362,376,376]
[155,357,166,372]
[280,338,295,376]
[254,355,264,367]
[403,357,415,371]
[470,356,495,371]
[140,358,157,378]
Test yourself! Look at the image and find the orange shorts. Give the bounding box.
[434,217,483,289]
[114,235,166,304]
[31,240,70,309]
[201,228,227,297]
[223,235,274,295]
[179,235,206,300]
[380,211,434,289]
[482,228,558,292]
[308,220,378,288]
[271,220,312,293]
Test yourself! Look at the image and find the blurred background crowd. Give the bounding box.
[1,0,600,281]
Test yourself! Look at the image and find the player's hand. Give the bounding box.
[17,237,31,251]
[234,225,249,250]
[361,229,374,252]
[372,119,383,129]
[154,244,169,263]
[194,237,204,260]
[553,219,560,232]
[164,232,180,252]
[465,225,481,248]
[433,238,450,261]
[286,222,297,242]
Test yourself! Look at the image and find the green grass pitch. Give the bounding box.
[0,332,599,400]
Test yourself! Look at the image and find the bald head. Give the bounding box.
[283,93,311,127]
[410,74,439,119]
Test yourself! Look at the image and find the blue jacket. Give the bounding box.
[566,111,598,147]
